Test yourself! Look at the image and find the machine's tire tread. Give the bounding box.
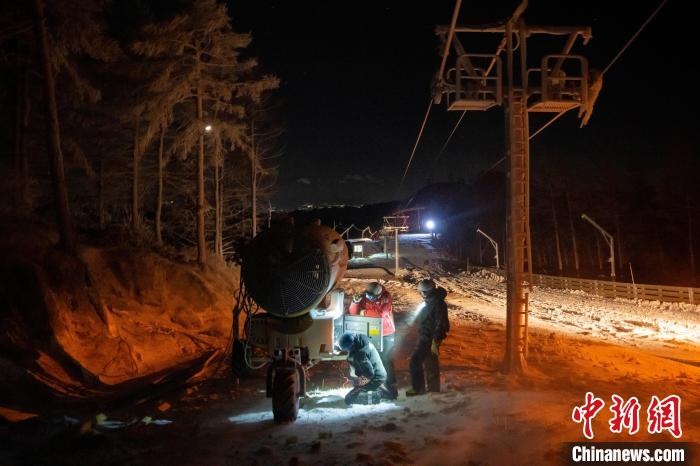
[272,367,299,423]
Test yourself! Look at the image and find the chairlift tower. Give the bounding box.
[434,0,596,373]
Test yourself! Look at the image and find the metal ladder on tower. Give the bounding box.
[505,88,531,368]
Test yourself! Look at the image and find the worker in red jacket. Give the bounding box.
[349,282,397,397]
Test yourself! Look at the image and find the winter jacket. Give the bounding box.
[348,286,395,336]
[346,334,387,383]
[417,286,450,341]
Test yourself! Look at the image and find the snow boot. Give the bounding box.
[378,384,397,401]
[405,388,425,397]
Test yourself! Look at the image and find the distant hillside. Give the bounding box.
[290,201,402,232]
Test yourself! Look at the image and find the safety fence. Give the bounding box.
[530,274,699,305]
[477,267,699,305]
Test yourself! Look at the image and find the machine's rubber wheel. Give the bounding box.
[272,367,300,423]
[231,339,251,378]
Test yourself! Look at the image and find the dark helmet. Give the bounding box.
[337,332,356,351]
[365,282,382,301]
[417,278,436,293]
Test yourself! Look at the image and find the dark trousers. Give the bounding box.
[345,378,388,405]
[380,334,396,389]
[409,336,440,393]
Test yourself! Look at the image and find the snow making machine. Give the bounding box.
[234,220,383,422]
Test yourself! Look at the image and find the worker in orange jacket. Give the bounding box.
[349,282,397,397]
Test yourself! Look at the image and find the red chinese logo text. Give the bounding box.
[572,393,682,439]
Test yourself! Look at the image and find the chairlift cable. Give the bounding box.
[427,31,507,182]
[529,109,568,140]
[526,0,669,145]
[406,0,668,189]
[601,0,669,76]
[399,0,463,191]
[399,99,434,190]
[429,110,466,174]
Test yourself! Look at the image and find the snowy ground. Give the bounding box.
[5,234,700,465]
[349,234,700,354]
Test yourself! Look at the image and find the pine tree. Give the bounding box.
[133,0,277,264]
[23,0,119,252]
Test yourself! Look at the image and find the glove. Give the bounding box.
[350,376,369,387]
[431,339,440,355]
[359,310,365,316]
[352,294,363,303]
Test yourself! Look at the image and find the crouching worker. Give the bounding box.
[337,332,396,405]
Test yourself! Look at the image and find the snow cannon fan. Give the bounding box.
[241,221,348,319]
[239,220,355,423]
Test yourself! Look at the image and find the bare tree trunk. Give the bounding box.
[550,184,563,273]
[196,85,206,264]
[251,120,257,238]
[131,123,140,231]
[98,155,105,230]
[689,193,696,285]
[32,0,77,255]
[20,70,30,202]
[14,66,25,209]
[214,162,222,258]
[218,155,224,257]
[268,200,272,229]
[155,124,165,246]
[566,191,579,276]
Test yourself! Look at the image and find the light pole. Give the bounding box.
[476,228,499,269]
[581,214,615,280]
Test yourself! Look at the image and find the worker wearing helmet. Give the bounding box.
[348,282,397,396]
[336,332,395,404]
[406,278,450,396]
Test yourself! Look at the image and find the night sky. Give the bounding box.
[229,0,696,210]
